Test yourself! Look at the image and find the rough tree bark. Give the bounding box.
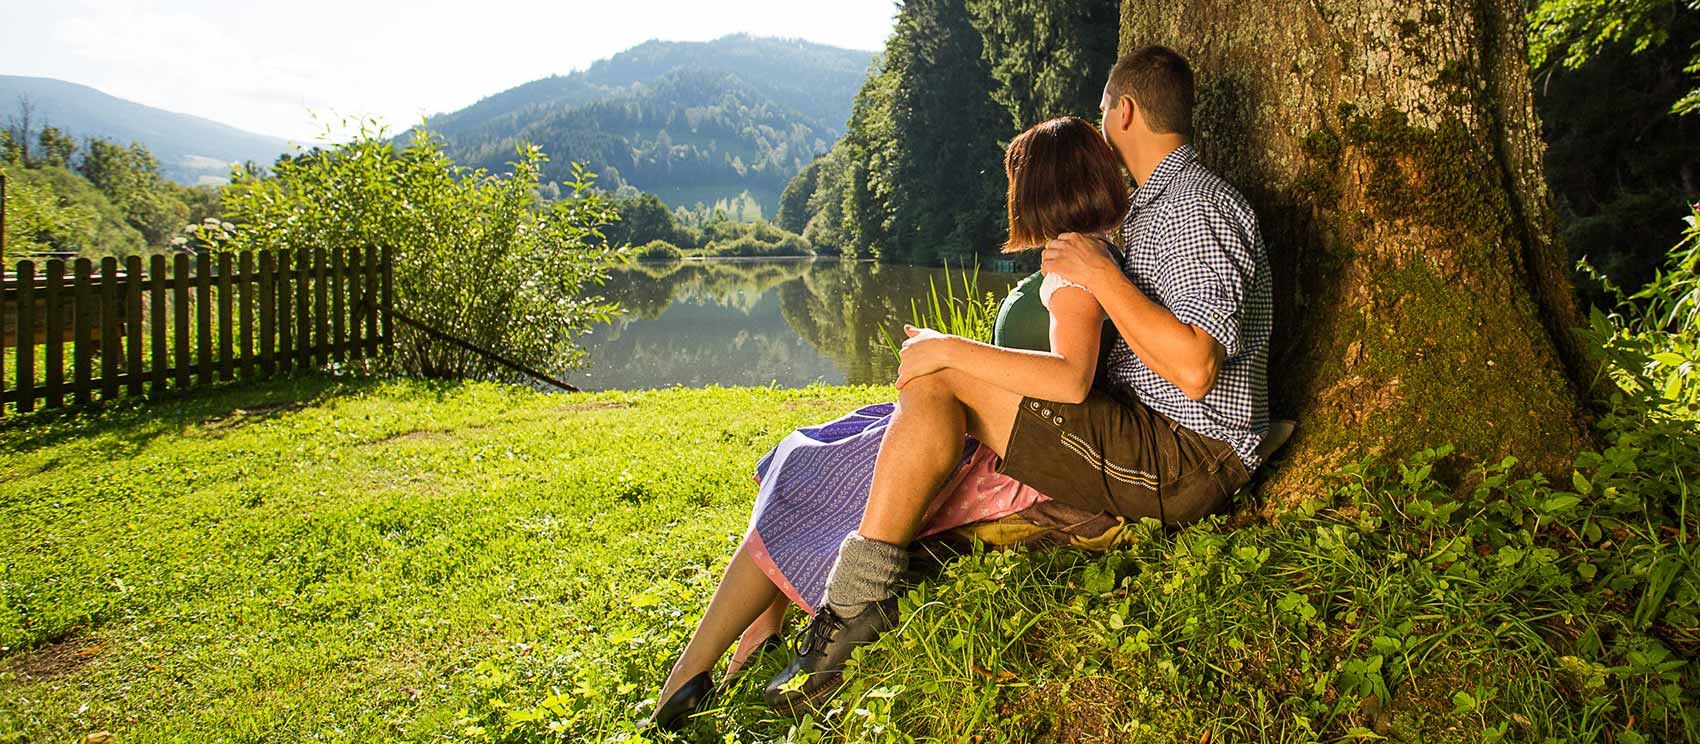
[1118,0,1595,498]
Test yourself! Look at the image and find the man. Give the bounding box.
[765,44,1273,713]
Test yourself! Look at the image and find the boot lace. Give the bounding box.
[790,605,847,657]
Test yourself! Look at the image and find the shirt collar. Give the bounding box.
[1131,143,1196,210]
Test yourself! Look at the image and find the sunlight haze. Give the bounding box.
[1,0,895,143]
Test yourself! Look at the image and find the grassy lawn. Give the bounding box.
[1,372,1694,743]
[0,374,890,741]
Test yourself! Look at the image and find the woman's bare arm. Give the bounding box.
[898,283,1103,403]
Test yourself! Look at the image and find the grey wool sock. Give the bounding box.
[821,532,909,618]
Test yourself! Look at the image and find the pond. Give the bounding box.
[569,258,1027,391]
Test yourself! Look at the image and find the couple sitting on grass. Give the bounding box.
[645,45,1277,731]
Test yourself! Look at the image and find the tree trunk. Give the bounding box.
[1118,0,1594,498]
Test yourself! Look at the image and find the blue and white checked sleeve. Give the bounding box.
[1152,195,1255,358]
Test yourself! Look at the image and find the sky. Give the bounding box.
[1,0,897,144]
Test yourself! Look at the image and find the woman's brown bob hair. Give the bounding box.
[1002,116,1129,252]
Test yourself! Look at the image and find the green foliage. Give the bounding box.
[1529,0,1700,115]
[0,130,212,255]
[34,126,75,168]
[216,121,621,381]
[0,163,147,256]
[74,136,208,248]
[602,192,698,250]
[630,239,683,261]
[1580,204,1700,419]
[0,129,18,165]
[882,261,1000,359]
[782,0,1117,265]
[965,0,1120,130]
[776,156,822,234]
[698,220,813,258]
[1533,1,1699,295]
[0,377,895,742]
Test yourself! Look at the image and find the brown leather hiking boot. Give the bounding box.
[763,596,900,716]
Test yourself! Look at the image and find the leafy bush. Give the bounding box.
[215,121,621,381]
[699,220,813,257]
[0,164,148,257]
[630,239,683,261]
[603,193,700,250]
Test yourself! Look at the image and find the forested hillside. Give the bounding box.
[778,0,1119,265]
[0,76,290,185]
[424,35,874,217]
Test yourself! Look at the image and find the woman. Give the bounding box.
[644,115,1129,731]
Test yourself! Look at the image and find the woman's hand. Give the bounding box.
[895,324,956,390]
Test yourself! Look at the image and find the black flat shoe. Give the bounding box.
[644,670,713,732]
[764,597,900,716]
[755,632,785,657]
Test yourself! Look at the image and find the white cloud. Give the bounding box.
[7,0,894,143]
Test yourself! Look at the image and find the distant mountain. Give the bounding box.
[425,34,875,216]
[0,75,292,186]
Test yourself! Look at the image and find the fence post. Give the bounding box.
[149,254,166,396]
[259,250,274,375]
[295,247,310,369]
[15,260,33,413]
[45,258,64,408]
[2,254,8,417]
[100,256,120,400]
[124,255,142,397]
[196,252,212,385]
[364,244,378,357]
[349,247,363,359]
[239,251,254,378]
[380,245,393,353]
[73,258,93,404]
[332,247,345,364]
[173,253,190,390]
[218,252,233,381]
[278,248,293,371]
[314,247,327,366]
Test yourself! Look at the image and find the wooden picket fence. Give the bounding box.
[0,246,392,416]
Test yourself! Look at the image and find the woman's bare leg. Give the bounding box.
[724,594,791,678]
[656,532,781,705]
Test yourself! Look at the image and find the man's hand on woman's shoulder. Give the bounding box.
[1041,232,1123,293]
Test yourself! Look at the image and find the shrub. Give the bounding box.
[215,121,621,381]
[631,239,683,261]
[700,220,814,257]
[0,164,148,257]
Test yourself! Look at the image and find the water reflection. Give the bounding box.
[570,258,1023,391]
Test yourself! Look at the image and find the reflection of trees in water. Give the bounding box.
[597,259,816,321]
[580,259,1021,388]
[779,262,899,385]
[778,262,1022,386]
[577,297,836,389]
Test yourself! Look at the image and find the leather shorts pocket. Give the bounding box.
[1159,463,1232,525]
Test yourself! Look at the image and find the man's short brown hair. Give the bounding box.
[1002,116,1130,252]
[1106,45,1195,137]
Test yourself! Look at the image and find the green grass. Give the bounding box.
[0,373,890,741]
[0,371,1695,743]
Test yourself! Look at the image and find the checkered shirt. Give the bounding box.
[1103,144,1272,472]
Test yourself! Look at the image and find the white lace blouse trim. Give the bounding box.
[1038,272,1095,311]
